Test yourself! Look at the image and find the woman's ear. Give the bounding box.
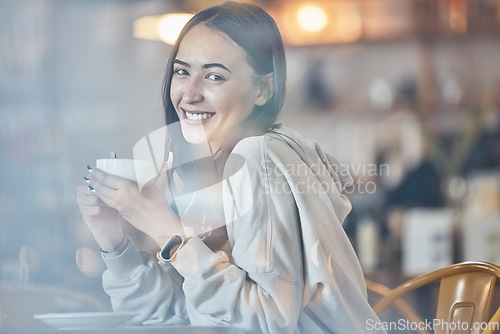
[255,73,274,106]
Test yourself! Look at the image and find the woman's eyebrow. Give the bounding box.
[203,63,232,73]
[174,59,190,67]
[174,59,231,73]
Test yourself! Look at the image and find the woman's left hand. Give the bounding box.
[87,165,182,247]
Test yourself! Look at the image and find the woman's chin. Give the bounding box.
[180,121,210,145]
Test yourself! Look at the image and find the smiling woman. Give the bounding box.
[170,25,273,150]
[76,1,385,333]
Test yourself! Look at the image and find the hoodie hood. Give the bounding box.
[267,125,354,223]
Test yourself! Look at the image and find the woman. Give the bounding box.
[77,2,384,333]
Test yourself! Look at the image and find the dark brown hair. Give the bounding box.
[163,1,286,132]
[162,1,287,204]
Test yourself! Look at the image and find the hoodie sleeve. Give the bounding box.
[101,240,190,326]
[169,135,305,333]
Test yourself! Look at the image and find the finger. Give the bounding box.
[76,185,111,208]
[76,192,108,206]
[76,184,90,195]
[79,204,114,217]
[141,152,173,199]
[88,168,135,190]
[149,165,171,189]
[76,184,100,199]
[89,179,119,206]
[152,152,173,187]
[85,171,122,205]
[92,187,117,208]
[160,151,174,173]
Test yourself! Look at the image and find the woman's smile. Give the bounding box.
[182,108,216,124]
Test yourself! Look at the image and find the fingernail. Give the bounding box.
[83,176,90,183]
[166,151,174,169]
[88,185,95,192]
[87,165,93,172]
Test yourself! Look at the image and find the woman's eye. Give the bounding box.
[174,68,188,76]
[207,73,225,81]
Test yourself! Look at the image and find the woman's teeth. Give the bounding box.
[186,111,214,120]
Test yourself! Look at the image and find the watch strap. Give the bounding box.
[157,234,184,262]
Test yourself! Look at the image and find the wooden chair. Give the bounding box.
[366,279,430,334]
[372,262,500,334]
[0,284,108,329]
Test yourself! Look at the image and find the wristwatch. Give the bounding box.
[157,234,184,262]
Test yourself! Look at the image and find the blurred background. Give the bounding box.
[1,0,500,330]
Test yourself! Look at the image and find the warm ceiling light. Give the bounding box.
[133,13,193,45]
[296,4,328,33]
[157,13,194,45]
[133,15,162,41]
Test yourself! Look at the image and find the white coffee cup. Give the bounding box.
[96,159,157,188]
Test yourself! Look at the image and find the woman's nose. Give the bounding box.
[182,79,204,104]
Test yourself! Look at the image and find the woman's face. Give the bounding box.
[170,25,265,151]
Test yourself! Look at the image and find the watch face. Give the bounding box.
[160,234,184,261]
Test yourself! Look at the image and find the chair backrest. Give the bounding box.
[0,284,108,329]
[366,279,430,334]
[372,262,500,334]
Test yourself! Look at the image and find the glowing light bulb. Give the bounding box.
[133,15,162,41]
[296,4,328,33]
[157,13,194,45]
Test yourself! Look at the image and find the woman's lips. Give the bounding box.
[182,108,215,125]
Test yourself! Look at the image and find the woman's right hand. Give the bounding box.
[76,184,126,252]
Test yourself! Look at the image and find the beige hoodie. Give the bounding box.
[102,126,385,334]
